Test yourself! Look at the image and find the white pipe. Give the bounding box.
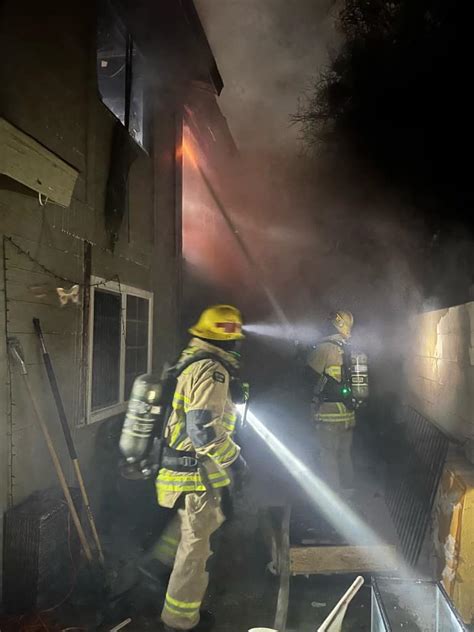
[317,576,365,632]
[109,619,132,632]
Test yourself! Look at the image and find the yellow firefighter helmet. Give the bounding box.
[331,310,354,339]
[189,305,245,341]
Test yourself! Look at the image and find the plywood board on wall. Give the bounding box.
[0,117,79,207]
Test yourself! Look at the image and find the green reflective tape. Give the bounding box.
[166,594,201,610]
[163,602,198,619]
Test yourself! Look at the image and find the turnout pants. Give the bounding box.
[153,491,225,630]
[314,423,354,492]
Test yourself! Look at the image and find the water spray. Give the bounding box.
[244,321,319,346]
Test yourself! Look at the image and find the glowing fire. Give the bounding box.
[180,137,199,170]
[181,124,244,288]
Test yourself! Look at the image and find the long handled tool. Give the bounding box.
[8,337,93,563]
[317,575,364,632]
[33,318,105,565]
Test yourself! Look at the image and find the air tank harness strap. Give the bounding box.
[161,446,199,472]
[170,351,237,379]
[156,351,238,461]
[160,351,239,474]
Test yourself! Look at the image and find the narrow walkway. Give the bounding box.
[205,384,385,631]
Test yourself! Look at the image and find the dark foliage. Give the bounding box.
[295,0,472,232]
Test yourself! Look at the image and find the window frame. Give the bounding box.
[87,277,153,424]
[96,0,151,152]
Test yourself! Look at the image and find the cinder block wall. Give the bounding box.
[405,302,474,446]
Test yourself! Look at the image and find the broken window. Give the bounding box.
[96,0,150,150]
[89,280,153,422]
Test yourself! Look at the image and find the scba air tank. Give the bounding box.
[119,373,162,463]
[351,352,369,402]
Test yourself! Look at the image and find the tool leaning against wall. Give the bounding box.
[7,319,135,632]
[8,317,107,566]
[32,317,105,564]
[7,335,95,564]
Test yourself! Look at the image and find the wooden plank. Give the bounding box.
[0,117,79,207]
[290,544,399,575]
[274,505,291,632]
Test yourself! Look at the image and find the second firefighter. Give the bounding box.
[307,310,356,494]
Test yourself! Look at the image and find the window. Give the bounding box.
[88,279,153,422]
[96,0,150,150]
[124,294,151,398]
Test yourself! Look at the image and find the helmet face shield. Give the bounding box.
[216,321,242,336]
[189,305,245,341]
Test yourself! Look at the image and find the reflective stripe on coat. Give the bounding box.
[156,338,241,508]
[307,335,356,428]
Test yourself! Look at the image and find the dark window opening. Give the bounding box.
[91,290,121,410]
[90,285,151,417]
[125,295,149,399]
[97,0,150,150]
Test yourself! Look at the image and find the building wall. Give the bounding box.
[0,233,9,600]
[0,0,182,589]
[405,302,474,445]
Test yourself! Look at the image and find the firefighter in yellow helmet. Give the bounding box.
[307,311,355,494]
[143,305,248,632]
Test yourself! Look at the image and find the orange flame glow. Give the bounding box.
[180,138,199,169]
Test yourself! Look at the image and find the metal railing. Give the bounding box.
[385,406,449,567]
